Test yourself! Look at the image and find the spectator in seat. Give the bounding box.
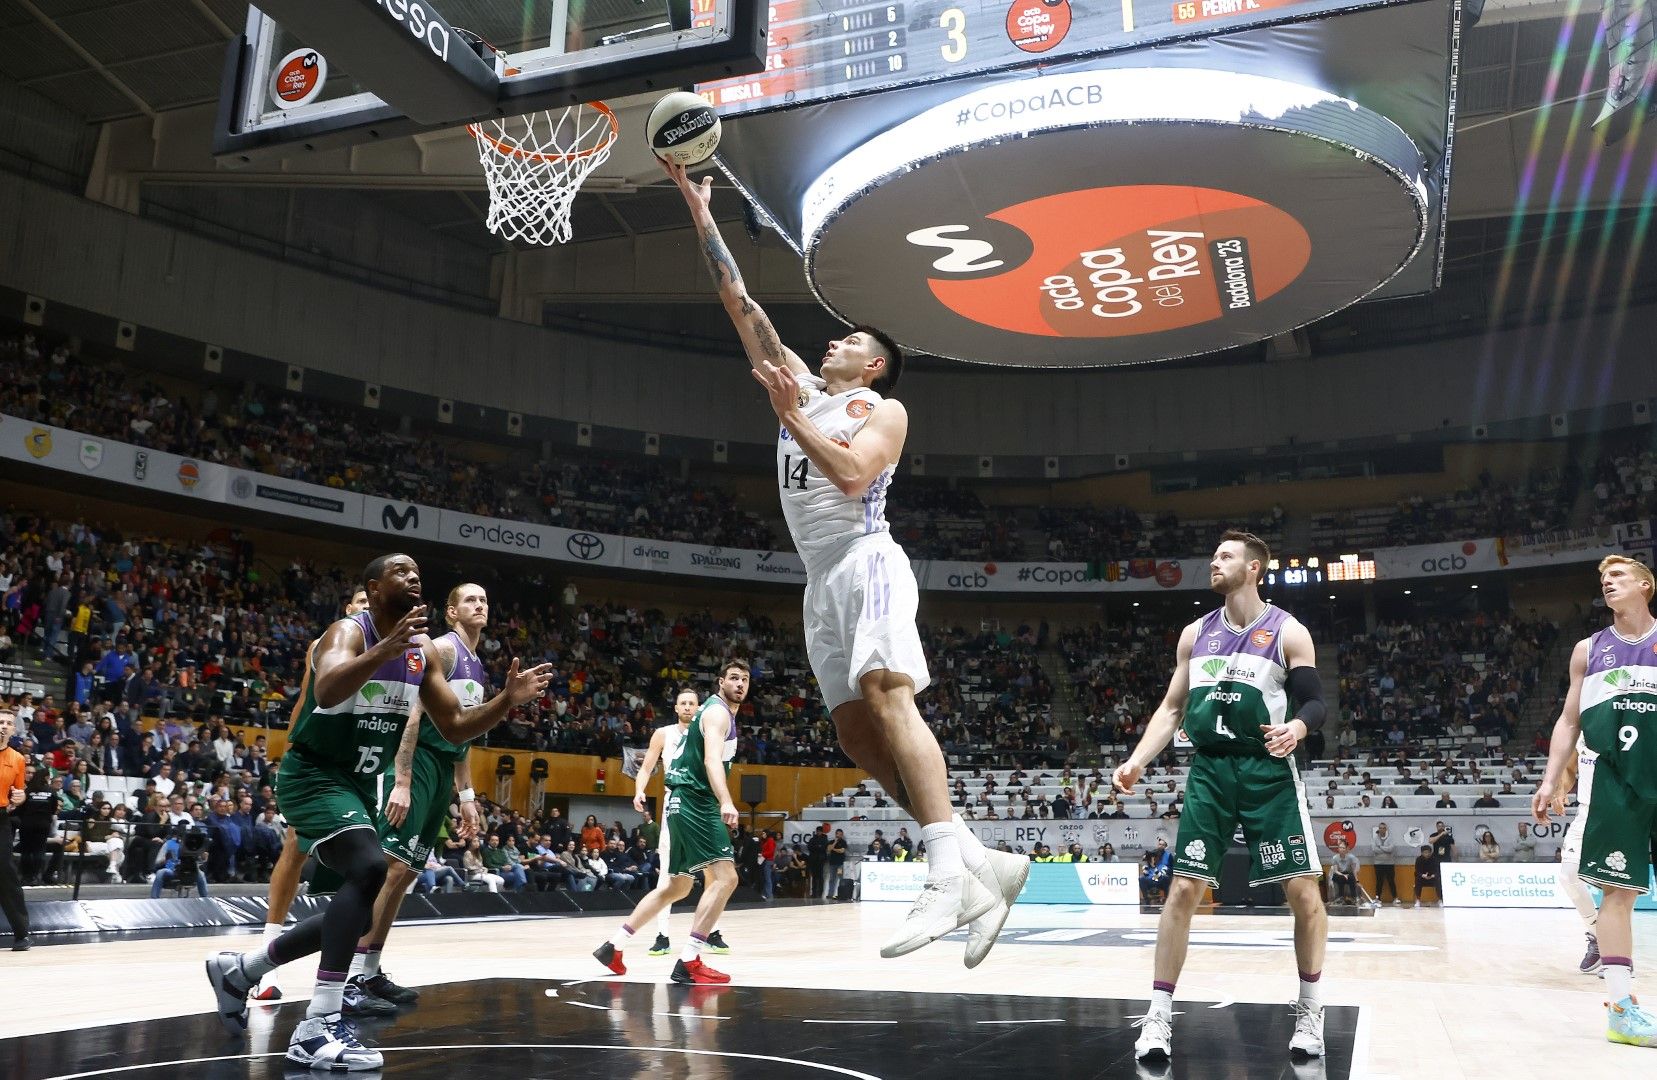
[1414,844,1441,906]
[1473,789,1499,809]
[1139,839,1172,904]
[1477,829,1501,863]
[464,837,506,892]
[1435,790,1459,809]
[599,838,638,891]
[1329,839,1360,905]
[559,840,597,892]
[415,848,465,894]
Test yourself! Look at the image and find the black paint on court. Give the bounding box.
[8,979,1356,1080]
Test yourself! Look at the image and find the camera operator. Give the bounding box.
[149,824,210,898]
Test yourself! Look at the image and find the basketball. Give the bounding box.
[646,91,721,166]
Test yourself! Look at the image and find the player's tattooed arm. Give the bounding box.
[700,229,746,297]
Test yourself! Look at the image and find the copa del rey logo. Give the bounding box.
[904,186,1309,339]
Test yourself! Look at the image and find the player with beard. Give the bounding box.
[1534,555,1657,1048]
[253,586,368,1003]
[666,161,1027,966]
[206,555,552,1070]
[1114,530,1330,1062]
[594,660,747,985]
[340,581,493,1013]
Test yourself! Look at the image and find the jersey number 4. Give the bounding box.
[1214,716,1236,739]
[781,454,809,490]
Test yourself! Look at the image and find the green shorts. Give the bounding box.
[1579,763,1657,893]
[378,747,454,869]
[1172,752,1320,887]
[276,750,377,858]
[665,787,733,875]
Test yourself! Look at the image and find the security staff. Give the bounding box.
[0,710,29,950]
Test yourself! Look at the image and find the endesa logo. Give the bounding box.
[458,522,542,551]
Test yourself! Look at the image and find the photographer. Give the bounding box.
[149,825,210,898]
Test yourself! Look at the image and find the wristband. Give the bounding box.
[458,788,476,804]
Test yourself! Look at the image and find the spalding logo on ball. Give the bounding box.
[647,91,721,166]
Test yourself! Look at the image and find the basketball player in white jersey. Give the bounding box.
[634,687,729,958]
[254,587,369,1001]
[1555,733,1603,974]
[668,162,1027,963]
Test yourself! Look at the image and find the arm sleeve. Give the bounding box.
[1285,666,1328,735]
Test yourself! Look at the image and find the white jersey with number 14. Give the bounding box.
[777,372,893,574]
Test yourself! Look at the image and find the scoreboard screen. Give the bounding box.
[697,0,1404,115]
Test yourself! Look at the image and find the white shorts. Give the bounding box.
[804,534,931,713]
[1561,807,1587,868]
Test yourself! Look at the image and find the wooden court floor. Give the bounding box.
[3,901,1651,1079]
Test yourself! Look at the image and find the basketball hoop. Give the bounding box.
[468,102,619,246]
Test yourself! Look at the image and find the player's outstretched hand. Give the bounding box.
[1531,780,1555,825]
[661,158,713,213]
[503,658,554,705]
[720,801,740,827]
[752,360,802,419]
[1112,760,1141,795]
[379,605,427,653]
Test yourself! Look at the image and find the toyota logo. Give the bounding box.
[567,533,605,561]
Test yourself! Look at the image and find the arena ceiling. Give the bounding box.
[3,0,1651,341]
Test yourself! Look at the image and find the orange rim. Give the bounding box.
[468,101,619,162]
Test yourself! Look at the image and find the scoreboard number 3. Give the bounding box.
[940,8,967,62]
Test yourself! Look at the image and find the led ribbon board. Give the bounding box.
[799,68,1429,367]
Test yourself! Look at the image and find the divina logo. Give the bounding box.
[381,504,418,531]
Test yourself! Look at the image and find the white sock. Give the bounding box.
[680,933,707,964]
[1299,974,1322,1008]
[347,950,368,979]
[609,924,637,950]
[1151,988,1174,1018]
[921,823,963,876]
[952,814,989,872]
[239,943,277,980]
[1606,961,1634,1003]
[656,909,670,937]
[361,948,382,979]
[308,975,345,1019]
[262,921,284,941]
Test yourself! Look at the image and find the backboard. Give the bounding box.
[215,0,765,162]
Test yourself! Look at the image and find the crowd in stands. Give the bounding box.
[0,329,776,550]
[1336,611,1558,749]
[7,328,1652,566]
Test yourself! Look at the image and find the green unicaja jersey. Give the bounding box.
[1182,605,1293,756]
[1578,623,1657,799]
[663,695,737,797]
[417,630,484,764]
[287,611,425,776]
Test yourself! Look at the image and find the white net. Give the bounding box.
[468,103,618,246]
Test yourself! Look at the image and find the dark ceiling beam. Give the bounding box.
[16,0,158,120]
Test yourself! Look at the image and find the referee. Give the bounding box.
[0,709,28,951]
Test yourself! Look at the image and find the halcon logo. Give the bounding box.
[382,504,419,532]
[374,0,451,61]
[566,532,604,560]
[904,226,1004,273]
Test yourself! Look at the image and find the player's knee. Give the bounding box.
[1167,876,1205,907]
[667,875,695,899]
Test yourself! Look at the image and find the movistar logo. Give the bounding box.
[1202,658,1226,679]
